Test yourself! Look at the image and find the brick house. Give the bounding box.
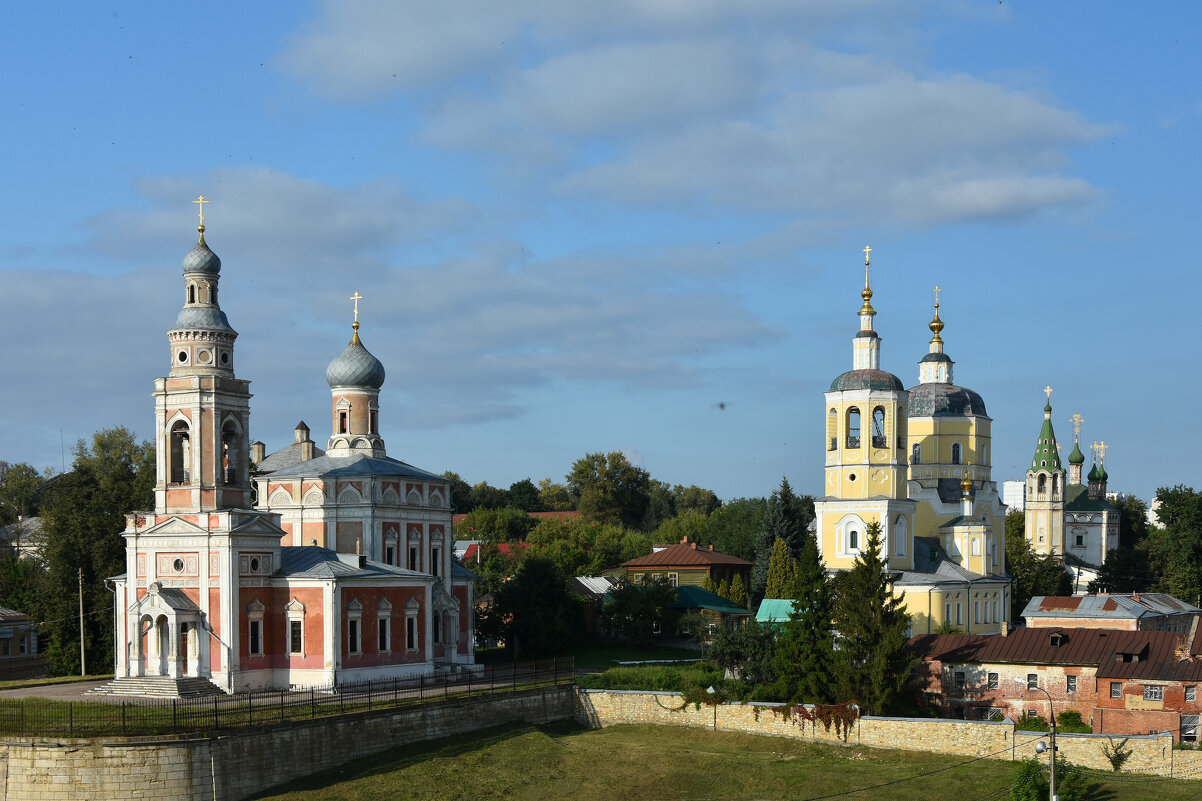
[911,622,1202,742]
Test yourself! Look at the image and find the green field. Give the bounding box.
[251,722,1201,801]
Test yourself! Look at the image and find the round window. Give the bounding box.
[848,473,857,482]
[197,350,212,364]
[177,350,188,363]
[173,558,184,572]
[250,557,260,573]
[220,351,230,365]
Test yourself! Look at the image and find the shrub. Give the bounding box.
[1016,715,1049,732]
[1056,710,1092,733]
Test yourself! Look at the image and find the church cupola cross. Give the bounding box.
[192,195,210,230]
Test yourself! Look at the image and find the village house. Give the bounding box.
[910,622,1202,742]
[608,538,752,590]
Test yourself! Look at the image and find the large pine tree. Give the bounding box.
[763,537,795,599]
[751,477,813,603]
[832,521,917,715]
[772,537,836,704]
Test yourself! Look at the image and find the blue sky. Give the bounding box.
[0,2,1196,505]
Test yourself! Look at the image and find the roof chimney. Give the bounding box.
[251,441,266,464]
[1000,621,1009,637]
[691,542,697,550]
[708,544,714,551]
[681,535,689,544]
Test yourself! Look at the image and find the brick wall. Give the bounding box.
[0,685,575,801]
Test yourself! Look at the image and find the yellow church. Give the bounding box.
[813,248,1010,635]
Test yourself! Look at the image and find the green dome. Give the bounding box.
[1068,441,1085,465]
[1087,463,1101,482]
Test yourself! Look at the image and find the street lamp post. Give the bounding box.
[1015,679,1057,801]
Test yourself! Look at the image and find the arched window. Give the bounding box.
[338,410,349,434]
[827,409,837,451]
[1037,474,1047,494]
[188,284,196,304]
[951,443,961,465]
[911,442,921,465]
[169,421,190,484]
[1052,474,1059,495]
[872,407,886,448]
[846,407,861,448]
[848,528,859,550]
[971,538,981,556]
[221,421,240,485]
[211,285,217,305]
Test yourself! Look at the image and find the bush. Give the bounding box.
[1055,709,1092,733]
[575,664,724,693]
[1016,715,1049,732]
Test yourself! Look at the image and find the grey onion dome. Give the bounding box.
[829,368,905,392]
[907,383,988,417]
[172,305,235,333]
[325,331,386,389]
[182,231,221,275]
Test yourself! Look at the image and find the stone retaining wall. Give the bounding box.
[0,684,575,801]
[575,690,1202,779]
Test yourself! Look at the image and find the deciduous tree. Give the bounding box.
[567,452,651,530]
[602,577,679,645]
[480,555,582,659]
[703,497,766,562]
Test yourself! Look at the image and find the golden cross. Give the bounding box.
[933,285,941,306]
[1070,413,1084,441]
[1044,385,1053,401]
[1091,440,1100,462]
[349,291,363,324]
[863,244,872,265]
[1097,440,1108,464]
[193,195,210,227]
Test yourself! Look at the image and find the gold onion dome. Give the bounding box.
[960,475,973,495]
[929,303,944,345]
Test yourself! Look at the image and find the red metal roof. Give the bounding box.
[1039,596,1082,611]
[620,541,751,568]
[461,542,531,561]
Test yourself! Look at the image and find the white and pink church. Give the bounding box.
[108,209,475,694]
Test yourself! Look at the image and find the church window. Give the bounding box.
[1052,475,1059,496]
[872,407,887,448]
[1068,675,1077,692]
[169,421,191,484]
[409,545,419,571]
[386,545,395,565]
[211,285,217,304]
[846,408,861,448]
[347,619,360,654]
[248,620,262,656]
[1037,474,1047,494]
[971,538,981,556]
[911,443,921,465]
[433,616,441,644]
[188,284,196,304]
[221,422,240,485]
[379,618,390,652]
[956,603,963,626]
[992,600,999,622]
[406,615,417,650]
[951,443,961,465]
[370,409,378,434]
[974,601,980,624]
[289,620,303,655]
[431,545,441,577]
[848,529,858,550]
[338,410,349,434]
[220,351,229,366]
[828,409,837,451]
[177,350,189,364]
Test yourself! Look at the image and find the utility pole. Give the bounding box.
[78,567,86,677]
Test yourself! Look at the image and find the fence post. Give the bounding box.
[212,695,218,729]
[513,661,517,690]
[554,658,558,686]
[467,669,472,697]
[69,702,73,738]
[173,699,178,732]
[420,673,424,702]
[393,677,398,707]
[311,688,316,719]
[20,700,24,737]
[249,692,254,726]
[122,701,127,736]
[368,680,373,711]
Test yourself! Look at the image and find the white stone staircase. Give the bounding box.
[89,675,227,698]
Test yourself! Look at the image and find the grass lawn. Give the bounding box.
[0,674,111,691]
[250,722,1201,801]
[568,642,702,672]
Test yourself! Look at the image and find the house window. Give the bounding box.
[1027,710,1039,719]
[348,618,360,654]
[1067,675,1077,693]
[406,616,417,650]
[954,671,966,689]
[409,545,418,571]
[1182,715,1200,743]
[289,620,303,655]
[667,572,678,587]
[431,545,441,577]
[1027,674,1038,691]
[379,618,390,652]
[988,673,998,690]
[1144,686,1163,701]
[386,545,395,565]
[248,620,262,656]
[1187,686,1197,703]
[1111,682,1122,698]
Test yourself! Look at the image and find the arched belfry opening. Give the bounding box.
[169,421,191,484]
[221,420,242,486]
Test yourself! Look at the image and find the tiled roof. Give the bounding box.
[910,626,1202,682]
[621,542,751,568]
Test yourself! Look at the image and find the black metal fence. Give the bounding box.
[0,657,573,739]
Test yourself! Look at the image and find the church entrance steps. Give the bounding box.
[89,675,227,698]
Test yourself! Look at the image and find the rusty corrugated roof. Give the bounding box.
[620,541,752,568]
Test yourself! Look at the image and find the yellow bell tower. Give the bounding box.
[815,247,916,573]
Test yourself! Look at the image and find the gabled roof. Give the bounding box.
[257,441,326,473]
[569,576,615,600]
[756,598,797,623]
[892,538,991,586]
[910,627,1202,682]
[1064,484,1118,512]
[620,542,751,569]
[669,585,752,616]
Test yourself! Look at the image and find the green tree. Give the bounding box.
[507,478,543,512]
[706,619,776,685]
[729,573,748,609]
[654,511,708,548]
[470,481,510,511]
[537,478,575,511]
[763,538,795,600]
[1088,546,1153,594]
[645,481,676,530]
[703,497,767,562]
[602,577,679,645]
[701,575,717,594]
[772,537,836,704]
[0,462,43,525]
[674,485,720,516]
[441,471,474,513]
[1149,485,1202,605]
[0,545,44,617]
[567,452,652,529]
[38,427,154,675]
[751,478,812,603]
[480,556,582,659]
[833,522,917,716]
[716,578,730,600]
[1110,493,1149,549]
[456,507,537,543]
